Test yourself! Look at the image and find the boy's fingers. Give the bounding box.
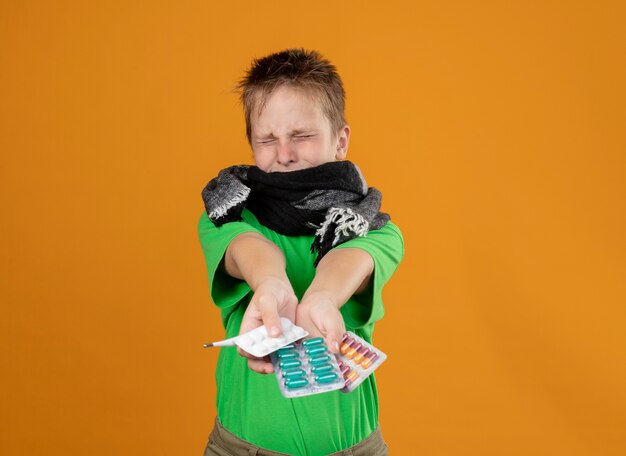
[248,358,274,374]
[280,294,298,324]
[239,301,263,335]
[237,346,262,360]
[323,318,346,354]
[239,318,260,335]
[257,293,282,337]
[237,348,274,376]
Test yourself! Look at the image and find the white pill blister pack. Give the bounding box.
[235,317,309,358]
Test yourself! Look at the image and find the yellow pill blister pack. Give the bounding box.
[336,332,387,393]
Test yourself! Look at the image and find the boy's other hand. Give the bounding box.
[296,292,346,355]
[238,277,298,374]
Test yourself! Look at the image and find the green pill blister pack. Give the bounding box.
[270,337,345,398]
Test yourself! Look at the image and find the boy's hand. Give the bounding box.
[238,277,298,374]
[295,291,346,354]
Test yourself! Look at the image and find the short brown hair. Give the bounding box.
[234,48,347,145]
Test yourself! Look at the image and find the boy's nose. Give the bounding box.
[276,140,297,165]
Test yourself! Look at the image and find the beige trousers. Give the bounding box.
[203,417,389,456]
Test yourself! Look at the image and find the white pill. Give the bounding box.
[274,335,287,345]
[281,319,293,329]
[263,339,278,350]
[239,334,254,346]
[251,331,264,343]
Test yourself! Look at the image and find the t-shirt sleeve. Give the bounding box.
[197,211,262,310]
[332,220,405,328]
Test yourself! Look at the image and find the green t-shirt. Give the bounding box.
[198,208,404,456]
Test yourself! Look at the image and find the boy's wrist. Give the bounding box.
[300,289,341,310]
[250,274,291,293]
[304,248,374,308]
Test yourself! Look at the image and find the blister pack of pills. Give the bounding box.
[337,332,387,393]
[270,337,345,398]
[235,318,309,358]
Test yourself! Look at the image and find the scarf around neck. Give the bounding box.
[201,161,390,266]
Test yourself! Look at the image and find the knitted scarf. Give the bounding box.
[201,161,390,266]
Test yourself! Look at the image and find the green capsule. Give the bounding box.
[315,372,339,384]
[277,346,296,356]
[279,359,302,369]
[303,337,324,347]
[309,354,331,366]
[285,377,309,389]
[278,351,298,361]
[305,345,327,356]
[311,364,334,374]
[282,368,306,379]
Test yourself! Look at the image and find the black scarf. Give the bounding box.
[201,161,390,266]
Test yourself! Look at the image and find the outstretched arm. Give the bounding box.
[223,232,298,373]
[296,247,374,353]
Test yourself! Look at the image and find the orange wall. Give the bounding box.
[1,1,625,455]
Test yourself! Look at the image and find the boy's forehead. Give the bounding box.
[252,85,322,116]
[251,86,327,133]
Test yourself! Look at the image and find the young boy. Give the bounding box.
[198,48,404,456]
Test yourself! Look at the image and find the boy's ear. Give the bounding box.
[335,125,351,160]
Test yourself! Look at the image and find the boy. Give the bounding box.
[198,48,404,455]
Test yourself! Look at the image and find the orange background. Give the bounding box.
[2,1,625,455]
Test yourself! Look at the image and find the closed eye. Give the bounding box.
[257,135,314,144]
